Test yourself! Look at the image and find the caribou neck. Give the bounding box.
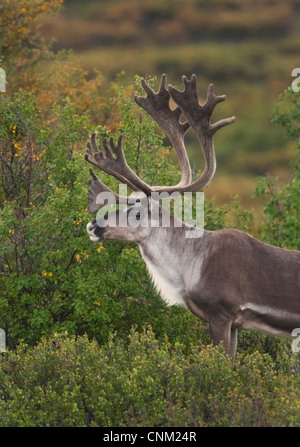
[138,224,211,307]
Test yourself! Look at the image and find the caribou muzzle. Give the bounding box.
[86,220,105,242]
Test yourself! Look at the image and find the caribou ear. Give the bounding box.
[87,169,109,213]
[87,168,124,213]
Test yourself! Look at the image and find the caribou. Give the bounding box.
[85,74,300,361]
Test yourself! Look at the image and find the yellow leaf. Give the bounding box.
[96,243,104,252]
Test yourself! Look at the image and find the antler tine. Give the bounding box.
[206,83,226,111]
[85,132,153,196]
[169,74,235,135]
[85,137,129,212]
[205,83,235,134]
[134,74,192,186]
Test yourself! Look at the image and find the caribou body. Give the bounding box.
[85,74,300,361]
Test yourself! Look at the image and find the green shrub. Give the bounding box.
[254,87,300,250]
[0,329,299,427]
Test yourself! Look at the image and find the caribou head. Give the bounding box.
[86,74,233,241]
[85,74,300,362]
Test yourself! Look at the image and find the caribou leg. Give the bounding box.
[186,296,237,362]
[209,318,237,362]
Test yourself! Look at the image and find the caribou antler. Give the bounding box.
[85,133,152,194]
[85,74,235,212]
[168,75,235,191]
[134,74,192,186]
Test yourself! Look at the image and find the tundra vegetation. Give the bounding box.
[0,0,300,427]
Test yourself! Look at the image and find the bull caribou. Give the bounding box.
[85,74,300,361]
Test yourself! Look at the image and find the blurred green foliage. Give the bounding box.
[53,0,297,48]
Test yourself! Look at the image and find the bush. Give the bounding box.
[254,87,300,250]
[0,329,299,427]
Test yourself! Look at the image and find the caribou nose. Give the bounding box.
[86,220,97,233]
[86,220,103,242]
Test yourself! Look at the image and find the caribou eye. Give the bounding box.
[136,211,140,220]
